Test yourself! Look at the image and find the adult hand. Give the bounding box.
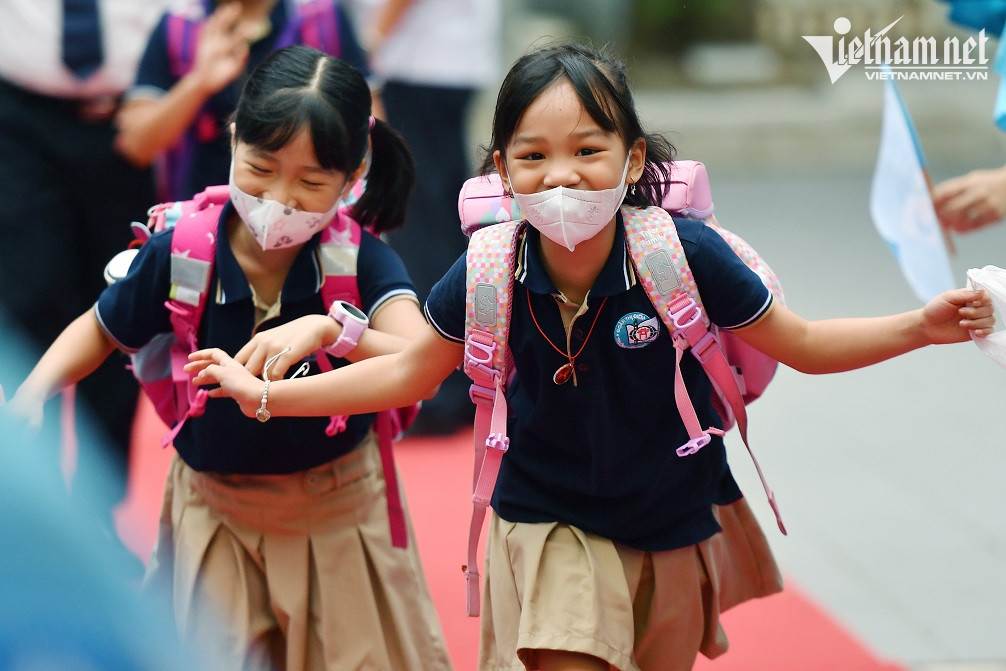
[933,166,1006,233]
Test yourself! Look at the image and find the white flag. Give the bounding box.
[870,73,955,303]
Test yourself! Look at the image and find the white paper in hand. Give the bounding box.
[966,265,1006,370]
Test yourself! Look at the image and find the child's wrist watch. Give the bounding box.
[324,300,369,358]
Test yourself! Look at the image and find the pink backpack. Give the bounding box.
[110,186,416,548]
[456,160,786,616]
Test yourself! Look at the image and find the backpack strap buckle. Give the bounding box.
[486,432,509,454]
[669,294,702,331]
[690,331,720,364]
[675,427,725,457]
[464,330,501,388]
[469,382,495,405]
[669,294,710,347]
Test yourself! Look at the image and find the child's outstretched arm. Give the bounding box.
[7,308,117,427]
[736,288,994,374]
[186,323,463,419]
[227,298,428,379]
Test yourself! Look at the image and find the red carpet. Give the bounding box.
[115,395,906,671]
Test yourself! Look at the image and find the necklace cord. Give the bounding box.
[526,291,609,364]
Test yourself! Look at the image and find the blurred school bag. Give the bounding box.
[105,186,417,548]
[158,0,345,202]
[456,160,787,615]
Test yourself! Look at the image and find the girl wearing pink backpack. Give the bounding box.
[8,46,451,671]
[187,43,995,671]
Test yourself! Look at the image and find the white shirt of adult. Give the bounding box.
[348,0,501,88]
[0,0,173,99]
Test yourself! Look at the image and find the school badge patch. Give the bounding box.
[614,312,661,349]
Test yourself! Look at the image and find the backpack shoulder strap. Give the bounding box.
[318,208,363,307]
[621,205,786,534]
[290,0,341,56]
[315,209,408,550]
[314,208,361,436]
[461,220,521,617]
[158,189,224,446]
[621,206,724,450]
[166,187,226,320]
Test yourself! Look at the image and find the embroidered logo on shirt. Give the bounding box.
[614,312,661,349]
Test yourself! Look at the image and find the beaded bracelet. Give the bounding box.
[255,346,291,423]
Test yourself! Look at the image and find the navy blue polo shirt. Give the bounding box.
[96,203,416,475]
[129,0,369,200]
[425,212,773,552]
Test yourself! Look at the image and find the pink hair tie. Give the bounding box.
[368,115,376,130]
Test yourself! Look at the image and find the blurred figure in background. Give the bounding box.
[116,0,376,202]
[0,312,208,671]
[0,0,168,549]
[934,165,1006,233]
[932,0,1006,233]
[350,0,502,435]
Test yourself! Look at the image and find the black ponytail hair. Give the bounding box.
[480,42,676,208]
[232,44,414,233]
[352,117,414,234]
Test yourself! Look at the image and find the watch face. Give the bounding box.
[339,301,367,322]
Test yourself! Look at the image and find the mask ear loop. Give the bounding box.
[340,116,376,204]
[500,162,513,198]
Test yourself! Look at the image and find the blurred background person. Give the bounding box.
[0,0,170,558]
[932,0,1006,233]
[348,0,502,435]
[0,311,211,671]
[934,165,1006,232]
[115,0,376,202]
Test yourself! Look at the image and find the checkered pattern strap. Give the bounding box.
[461,221,521,617]
[622,206,786,534]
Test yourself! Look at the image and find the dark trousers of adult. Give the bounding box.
[0,76,154,526]
[384,81,476,435]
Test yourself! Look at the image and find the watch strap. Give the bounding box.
[325,302,368,358]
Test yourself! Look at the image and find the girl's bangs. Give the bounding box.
[235,90,306,151]
[236,90,354,171]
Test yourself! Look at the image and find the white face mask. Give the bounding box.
[228,161,341,250]
[510,156,631,251]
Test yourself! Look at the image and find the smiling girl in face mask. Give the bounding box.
[9,45,452,671]
[186,43,995,671]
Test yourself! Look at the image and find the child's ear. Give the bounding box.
[628,138,646,185]
[348,159,367,187]
[492,150,509,191]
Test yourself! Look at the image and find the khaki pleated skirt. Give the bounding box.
[478,498,783,671]
[144,432,452,671]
